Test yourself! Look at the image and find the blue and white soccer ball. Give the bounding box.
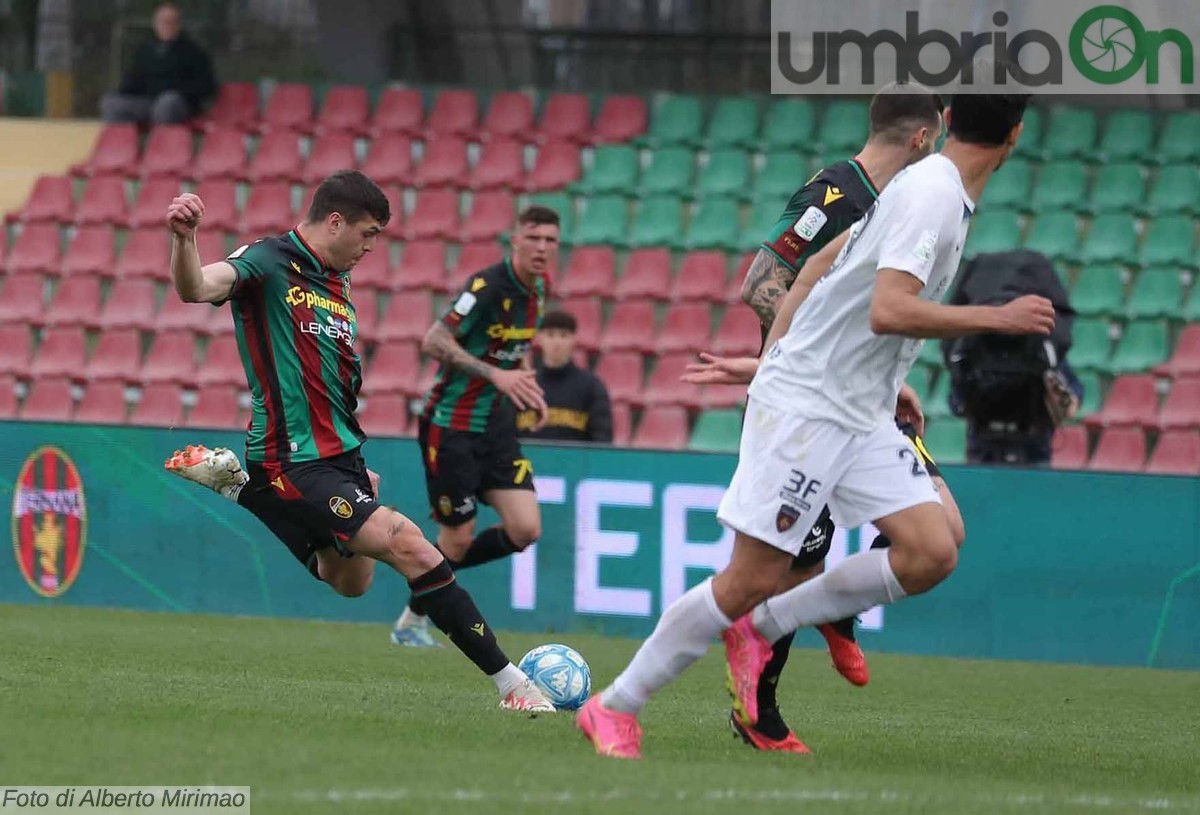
[518,643,591,711]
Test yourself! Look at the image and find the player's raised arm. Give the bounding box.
[869,270,1055,339]
[167,193,237,304]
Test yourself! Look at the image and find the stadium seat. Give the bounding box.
[753,151,810,202]
[412,137,469,188]
[643,94,704,148]
[0,274,46,325]
[628,196,684,249]
[356,394,411,437]
[75,381,129,424]
[138,333,197,385]
[259,82,314,134]
[199,82,259,132]
[351,242,392,294]
[1125,270,1183,320]
[1088,427,1146,471]
[655,302,712,355]
[1050,425,1089,469]
[425,89,479,139]
[369,89,421,139]
[60,225,116,278]
[1155,324,1200,378]
[140,125,193,179]
[0,374,14,418]
[20,377,74,421]
[131,384,185,426]
[361,340,422,396]
[126,176,182,229]
[1042,107,1097,160]
[593,351,644,405]
[413,357,438,399]
[711,307,761,356]
[1075,370,1102,418]
[922,417,968,464]
[684,197,741,252]
[315,85,369,135]
[303,132,357,184]
[1081,214,1140,266]
[615,248,672,301]
[1084,162,1144,216]
[1139,216,1196,269]
[192,127,248,181]
[240,182,296,235]
[187,385,242,429]
[552,297,599,352]
[739,199,781,250]
[1154,111,1200,164]
[707,98,759,149]
[701,382,747,410]
[98,278,158,330]
[965,208,1022,258]
[536,93,591,145]
[1145,430,1200,475]
[816,99,868,154]
[83,328,141,383]
[75,175,128,227]
[195,336,244,387]
[247,129,303,183]
[74,124,139,177]
[1029,161,1088,214]
[575,144,639,195]
[979,158,1032,211]
[602,301,657,354]
[762,99,815,152]
[1109,320,1169,375]
[642,352,703,408]
[353,291,380,344]
[1022,211,1081,263]
[1070,318,1114,372]
[1185,287,1200,323]
[460,191,515,243]
[374,293,434,345]
[698,150,751,200]
[1096,110,1155,162]
[1145,163,1200,216]
[1071,265,1124,318]
[524,141,581,193]
[481,91,533,140]
[30,327,87,380]
[188,179,238,233]
[1013,106,1043,159]
[43,275,102,329]
[638,147,695,199]
[18,175,74,224]
[1157,377,1200,430]
[359,136,412,187]
[672,251,727,303]
[1086,374,1158,429]
[451,242,504,290]
[115,228,171,280]
[592,95,648,144]
[394,240,449,293]
[729,255,755,304]
[631,406,689,450]
[610,402,632,446]
[469,139,524,191]
[0,325,33,378]
[572,195,627,246]
[689,408,743,452]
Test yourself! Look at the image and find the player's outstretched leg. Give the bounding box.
[165,445,249,500]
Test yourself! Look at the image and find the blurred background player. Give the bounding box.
[162,170,553,713]
[391,206,559,647]
[517,308,614,444]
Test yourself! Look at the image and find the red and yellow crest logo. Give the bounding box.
[11,446,87,598]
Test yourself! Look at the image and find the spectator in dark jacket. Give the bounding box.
[100,3,216,125]
[516,309,613,443]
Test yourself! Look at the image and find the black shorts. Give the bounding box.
[418,417,536,527]
[238,447,381,578]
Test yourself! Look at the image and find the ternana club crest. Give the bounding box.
[11,446,87,598]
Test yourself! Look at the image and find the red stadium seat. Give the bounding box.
[7,224,62,276]
[259,82,313,134]
[115,228,170,280]
[607,401,631,446]
[592,95,648,144]
[61,226,117,278]
[75,175,128,227]
[17,176,74,224]
[673,251,728,303]
[1158,377,1200,430]
[558,246,615,299]
[97,278,158,330]
[0,326,33,378]
[31,328,87,380]
[616,248,672,301]
[656,303,713,355]
[303,132,358,183]
[524,141,581,192]
[1155,324,1200,378]
[712,307,762,356]
[379,185,406,240]
[727,253,755,303]
[372,88,424,137]
[0,274,46,325]
[1086,374,1158,429]
[74,124,138,177]
[0,374,17,418]
[451,242,504,290]
[199,83,259,132]
[642,352,704,408]
[75,382,129,424]
[362,340,422,395]
[1088,427,1146,471]
[127,176,183,229]
[406,189,459,241]
[195,336,244,387]
[1146,430,1200,475]
[425,90,478,139]
[470,139,525,191]
[594,352,644,406]
[631,406,689,449]
[0,226,7,266]
[139,333,198,385]
[19,377,74,421]
[247,129,303,183]
[188,385,243,429]
[155,293,210,336]
[84,329,142,383]
[375,293,433,344]
[360,136,413,186]
[394,240,449,293]
[192,127,248,181]
[557,297,602,352]
[353,292,381,344]
[43,275,102,329]
[141,125,194,178]
[701,384,746,410]
[131,384,185,426]
[351,242,393,294]
[461,191,515,243]
[536,93,591,145]
[240,182,295,235]
[192,179,239,233]
[196,231,232,269]
[412,137,469,188]
[482,92,534,140]
[602,301,657,354]
[1050,425,1089,469]
[356,394,411,437]
[315,85,369,135]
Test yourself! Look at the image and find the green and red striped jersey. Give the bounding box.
[422,258,545,432]
[223,230,365,464]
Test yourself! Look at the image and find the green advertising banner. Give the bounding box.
[1,421,1196,670]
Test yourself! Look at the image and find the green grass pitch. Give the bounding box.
[2,604,1198,815]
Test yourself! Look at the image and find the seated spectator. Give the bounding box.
[517,309,613,443]
[100,3,216,126]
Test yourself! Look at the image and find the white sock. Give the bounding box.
[753,549,906,643]
[394,606,427,628]
[601,577,731,715]
[490,663,528,697]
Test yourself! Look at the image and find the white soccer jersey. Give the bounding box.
[749,154,975,434]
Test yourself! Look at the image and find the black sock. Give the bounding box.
[408,560,508,675]
[449,526,517,570]
[752,631,795,739]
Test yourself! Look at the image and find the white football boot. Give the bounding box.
[165,444,249,501]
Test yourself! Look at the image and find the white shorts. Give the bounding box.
[716,399,942,555]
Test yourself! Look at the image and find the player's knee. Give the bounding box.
[907,533,958,594]
[505,521,540,551]
[331,569,373,597]
[439,524,474,559]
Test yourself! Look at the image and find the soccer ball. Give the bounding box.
[517,643,591,711]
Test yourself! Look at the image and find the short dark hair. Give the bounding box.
[868,82,945,145]
[306,170,390,227]
[947,92,1031,146]
[517,205,560,228]
[540,309,577,332]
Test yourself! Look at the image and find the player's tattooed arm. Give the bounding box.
[421,322,495,381]
[740,249,799,328]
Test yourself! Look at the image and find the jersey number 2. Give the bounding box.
[898,447,927,478]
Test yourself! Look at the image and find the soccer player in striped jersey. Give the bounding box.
[162,170,554,713]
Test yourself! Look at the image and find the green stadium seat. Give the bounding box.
[1154,111,1200,165]
[1096,110,1155,162]
[638,148,695,198]
[643,94,704,147]
[1023,212,1080,263]
[1125,269,1183,320]
[1076,370,1104,419]
[1183,285,1200,322]
[574,145,638,195]
[1029,160,1088,214]
[684,197,742,252]
[918,338,944,372]
[1138,215,1197,270]
[740,200,782,249]
[1071,265,1125,318]
[753,151,810,202]
[762,100,816,152]
[573,195,628,246]
[816,99,868,154]
[1014,106,1043,159]
[628,196,684,249]
[979,158,1031,211]
[964,208,1022,258]
[688,408,744,452]
[706,98,760,149]
[1145,164,1200,216]
[1109,320,1170,374]
[1084,162,1144,216]
[922,417,967,464]
[1042,107,1098,160]
[530,192,575,243]
[1079,214,1139,266]
[926,373,953,419]
[1070,318,1115,372]
[697,150,752,200]
[906,368,932,404]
